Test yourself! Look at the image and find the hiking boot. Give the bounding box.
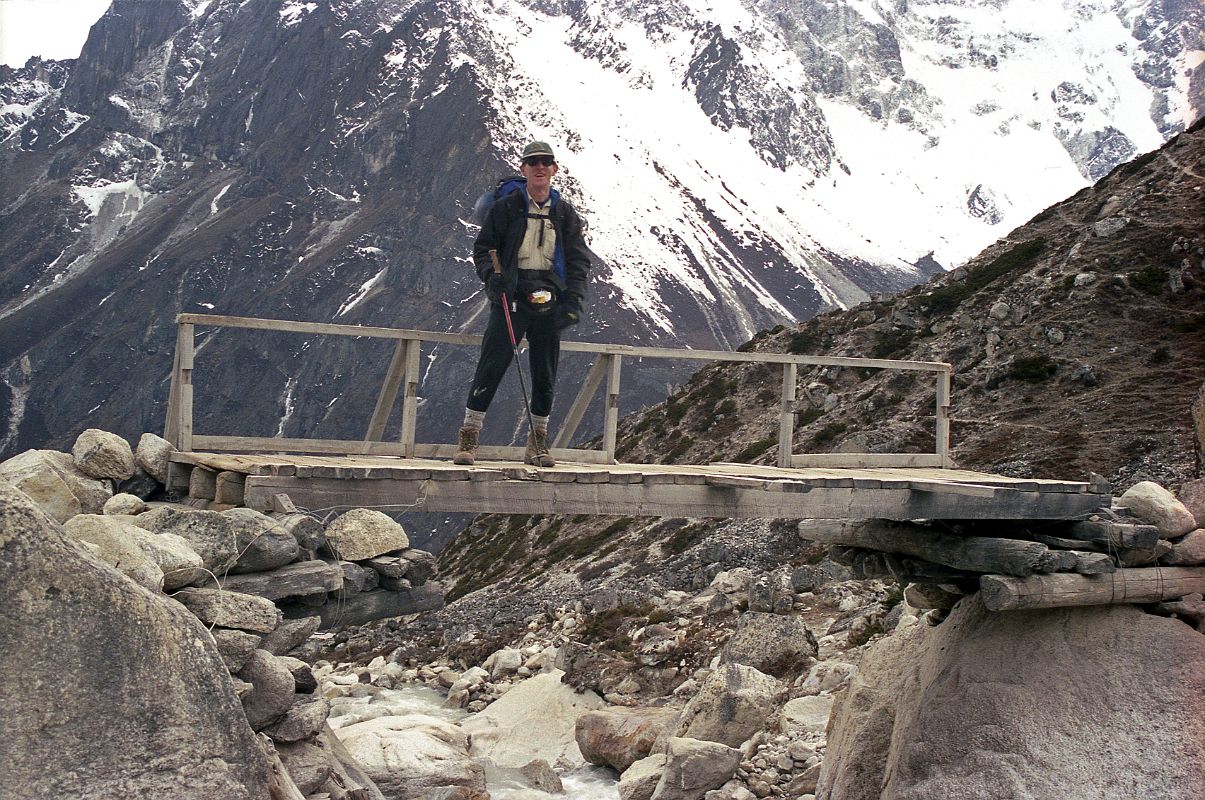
[524,428,555,467]
[453,426,479,465]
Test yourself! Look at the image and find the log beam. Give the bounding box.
[800,518,1055,577]
[980,567,1205,611]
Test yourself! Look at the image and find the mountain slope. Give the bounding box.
[0,0,1200,479]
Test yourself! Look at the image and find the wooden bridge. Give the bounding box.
[162,314,1110,521]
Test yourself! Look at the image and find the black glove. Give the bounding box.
[486,272,508,296]
[555,295,582,330]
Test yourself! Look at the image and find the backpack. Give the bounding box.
[472,175,529,225]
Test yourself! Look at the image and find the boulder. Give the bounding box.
[135,432,174,483]
[650,737,741,800]
[212,629,263,672]
[518,759,563,793]
[460,669,605,768]
[72,429,136,481]
[104,492,148,515]
[275,739,332,795]
[270,510,326,551]
[260,615,322,657]
[336,714,487,799]
[324,508,409,561]
[173,587,282,634]
[399,547,437,584]
[1164,529,1205,565]
[223,507,300,573]
[277,656,319,693]
[819,593,1205,800]
[238,649,298,731]
[0,482,271,799]
[142,507,240,574]
[117,466,163,500]
[264,695,331,743]
[673,663,788,748]
[1117,481,1197,537]
[576,706,679,772]
[0,449,112,522]
[1179,478,1205,528]
[718,612,818,678]
[67,513,206,590]
[709,568,753,597]
[63,514,165,592]
[484,646,523,679]
[620,754,668,800]
[778,695,835,734]
[210,560,342,601]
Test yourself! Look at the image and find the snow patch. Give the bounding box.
[279,2,317,26]
[211,183,232,214]
[336,266,389,316]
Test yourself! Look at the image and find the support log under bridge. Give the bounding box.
[163,314,1110,523]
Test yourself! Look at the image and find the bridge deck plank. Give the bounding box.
[169,451,1106,521]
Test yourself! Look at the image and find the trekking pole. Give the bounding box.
[489,250,540,452]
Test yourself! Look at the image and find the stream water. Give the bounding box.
[356,684,620,799]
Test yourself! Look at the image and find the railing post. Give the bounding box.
[936,367,951,468]
[398,339,421,457]
[778,361,797,468]
[602,354,622,464]
[171,322,195,451]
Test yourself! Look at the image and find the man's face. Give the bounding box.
[520,155,558,194]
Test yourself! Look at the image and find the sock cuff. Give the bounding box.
[463,408,486,429]
[530,414,550,432]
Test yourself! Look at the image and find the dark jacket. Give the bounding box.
[473,189,590,306]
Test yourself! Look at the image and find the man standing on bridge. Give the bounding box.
[453,141,591,467]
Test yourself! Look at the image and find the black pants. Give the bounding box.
[466,302,561,418]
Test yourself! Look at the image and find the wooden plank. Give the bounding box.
[242,474,1105,520]
[214,471,246,505]
[552,355,609,449]
[798,519,1056,577]
[602,354,622,464]
[1063,519,1160,551]
[178,323,195,452]
[980,567,1205,611]
[244,477,423,511]
[778,362,797,469]
[178,314,954,370]
[163,324,183,446]
[364,339,409,441]
[398,338,421,456]
[189,466,217,500]
[412,443,611,464]
[790,453,945,469]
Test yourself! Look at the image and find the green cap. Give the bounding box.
[521,141,555,160]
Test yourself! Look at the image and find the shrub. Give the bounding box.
[1007,354,1058,383]
[664,436,694,463]
[787,330,817,354]
[1149,346,1170,365]
[920,238,1047,313]
[797,406,823,426]
[1129,266,1168,295]
[734,438,776,462]
[812,422,847,446]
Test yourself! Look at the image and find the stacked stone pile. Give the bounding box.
[802,480,1205,622]
[0,428,453,798]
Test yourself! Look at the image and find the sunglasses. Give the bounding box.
[523,155,556,167]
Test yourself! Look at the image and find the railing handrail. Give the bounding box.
[165,313,953,469]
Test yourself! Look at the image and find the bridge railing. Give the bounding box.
[164,313,952,469]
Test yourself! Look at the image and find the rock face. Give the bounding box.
[819,594,1205,800]
[1118,481,1198,537]
[0,449,111,522]
[0,483,272,799]
[651,737,742,800]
